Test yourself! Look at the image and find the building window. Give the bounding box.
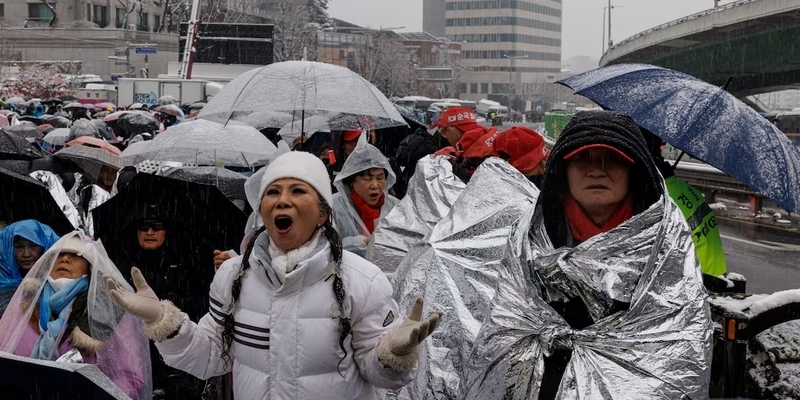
[0,4,5,18]
[153,14,160,31]
[481,83,488,94]
[137,12,149,31]
[86,4,91,21]
[460,83,467,93]
[470,83,477,93]
[28,3,55,21]
[93,5,108,28]
[116,8,126,28]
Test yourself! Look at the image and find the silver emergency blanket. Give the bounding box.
[80,184,111,238]
[366,156,466,275]
[29,170,80,230]
[462,193,713,400]
[390,158,539,399]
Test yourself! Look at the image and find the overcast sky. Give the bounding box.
[328,0,735,60]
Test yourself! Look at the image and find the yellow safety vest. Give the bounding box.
[665,176,727,276]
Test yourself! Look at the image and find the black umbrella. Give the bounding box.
[42,97,63,105]
[92,173,247,253]
[58,94,78,102]
[46,115,72,128]
[18,115,44,125]
[0,130,47,160]
[0,352,130,399]
[164,166,247,202]
[3,124,43,139]
[116,112,159,136]
[0,166,75,234]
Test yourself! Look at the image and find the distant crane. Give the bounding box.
[177,0,203,79]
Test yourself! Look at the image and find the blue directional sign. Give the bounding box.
[134,47,158,55]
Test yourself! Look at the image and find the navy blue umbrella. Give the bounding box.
[558,63,800,213]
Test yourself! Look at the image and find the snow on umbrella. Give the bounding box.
[42,127,71,147]
[45,115,71,128]
[0,129,47,160]
[64,102,86,111]
[117,111,160,135]
[558,63,800,213]
[198,61,407,131]
[164,166,247,202]
[239,110,294,129]
[68,119,104,140]
[58,94,78,102]
[103,111,133,122]
[67,136,122,155]
[54,145,130,182]
[0,166,75,234]
[122,119,277,168]
[3,124,43,139]
[4,97,25,105]
[41,97,63,105]
[157,95,178,105]
[155,104,185,118]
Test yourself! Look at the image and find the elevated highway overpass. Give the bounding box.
[600,0,800,96]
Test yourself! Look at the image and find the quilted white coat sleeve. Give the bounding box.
[153,257,242,380]
[348,256,416,389]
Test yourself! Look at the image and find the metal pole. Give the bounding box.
[602,7,607,54]
[608,0,612,49]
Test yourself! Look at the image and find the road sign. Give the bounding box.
[135,47,158,55]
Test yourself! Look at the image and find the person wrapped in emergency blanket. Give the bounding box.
[461,110,713,399]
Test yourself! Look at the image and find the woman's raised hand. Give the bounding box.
[387,297,443,356]
[105,267,163,323]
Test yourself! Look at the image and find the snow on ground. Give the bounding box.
[708,202,727,211]
[726,272,747,282]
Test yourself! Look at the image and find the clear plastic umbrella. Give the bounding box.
[120,119,277,168]
[198,61,407,131]
[277,114,331,143]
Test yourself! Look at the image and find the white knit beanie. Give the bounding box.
[259,151,333,206]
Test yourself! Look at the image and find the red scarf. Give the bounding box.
[349,187,385,234]
[564,194,633,242]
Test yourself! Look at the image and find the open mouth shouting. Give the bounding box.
[274,215,294,234]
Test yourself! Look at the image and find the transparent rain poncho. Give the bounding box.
[365,155,466,276]
[389,158,539,399]
[332,139,399,256]
[462,193,713,399]
[0,232,152,399]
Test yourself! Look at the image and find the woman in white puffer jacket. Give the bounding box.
[106,151,442,399]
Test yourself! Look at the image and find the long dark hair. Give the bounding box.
[220,199,348,371]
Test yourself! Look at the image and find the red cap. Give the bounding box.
[563,143,635,164]
[456,127,486,152]
[463,131,499,159]
[343,129,362,142]
[431,107,481,132]
[493,126,549,174]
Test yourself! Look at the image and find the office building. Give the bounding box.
[425,0,563,107]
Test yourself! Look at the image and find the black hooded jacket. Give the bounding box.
[537,110,664,250]
[394,129,448,197]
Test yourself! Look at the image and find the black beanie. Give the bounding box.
[537,110,664,248]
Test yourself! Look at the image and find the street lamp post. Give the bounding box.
[602,4,625,54]
[503,53,528,115]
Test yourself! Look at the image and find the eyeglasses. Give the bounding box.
[137,221,165,232]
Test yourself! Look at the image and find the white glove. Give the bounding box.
[388,296,442,356]
[105,267,163,324]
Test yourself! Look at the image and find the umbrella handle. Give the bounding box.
[672,151,685,170]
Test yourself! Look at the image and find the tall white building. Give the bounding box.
[424,0,563,107]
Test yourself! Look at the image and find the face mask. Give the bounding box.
[47,276,84,292]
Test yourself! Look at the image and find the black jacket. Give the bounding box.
[394,129,448,198]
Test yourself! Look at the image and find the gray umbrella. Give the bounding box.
[157,95,178,105]
[121,119,277,167]
[45,115,72,128]
[54,145,131,181]
[198,61,407,131]
[42,127,71,147]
